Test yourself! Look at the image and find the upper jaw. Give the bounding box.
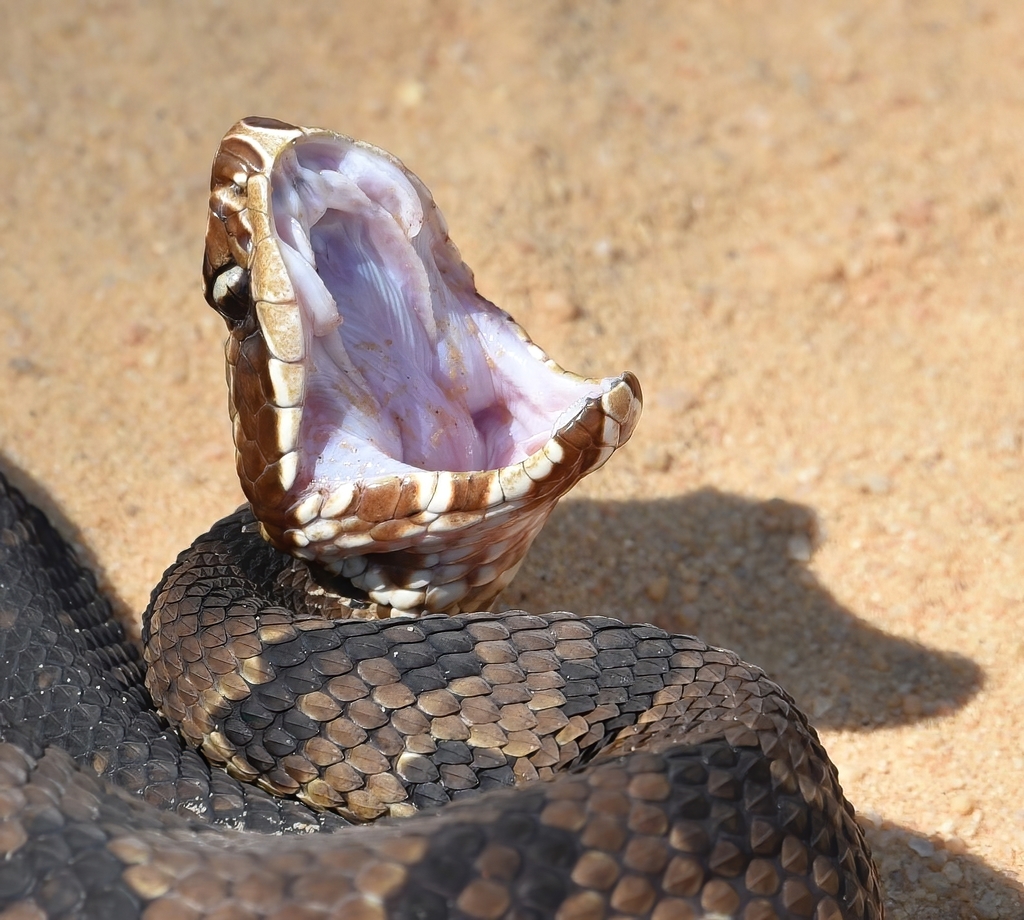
[204,117,642,617]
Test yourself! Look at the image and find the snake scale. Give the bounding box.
[0,117,883,920]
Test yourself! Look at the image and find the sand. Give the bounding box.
[1,2,1022,917]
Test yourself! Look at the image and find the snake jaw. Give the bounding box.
[204,117,642,618]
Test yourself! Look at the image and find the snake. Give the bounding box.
[0,117,883,920]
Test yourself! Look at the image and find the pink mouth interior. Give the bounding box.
[268,136,615,487]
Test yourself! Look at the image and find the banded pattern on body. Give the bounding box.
[0,476,882,919]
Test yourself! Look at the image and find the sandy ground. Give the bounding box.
[1,2,1022,917]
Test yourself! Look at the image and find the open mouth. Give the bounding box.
[204,118,641,616]
[272,135,623,484]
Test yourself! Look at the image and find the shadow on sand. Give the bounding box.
[507,488,982,733]
[508,490,1018,915]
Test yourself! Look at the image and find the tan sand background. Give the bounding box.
[1,2,1022,917]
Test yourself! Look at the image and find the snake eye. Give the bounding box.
[207,262,250,327]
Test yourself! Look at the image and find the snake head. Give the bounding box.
[203,116,643,618]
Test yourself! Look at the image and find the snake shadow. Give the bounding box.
[0,457,105,571]
[506,488,982,732]
[862,820,1024,918]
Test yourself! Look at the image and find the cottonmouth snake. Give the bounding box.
[0,117,883,919]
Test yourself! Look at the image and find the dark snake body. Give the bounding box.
[0,473,882,919]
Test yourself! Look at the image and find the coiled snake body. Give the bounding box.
[0,118,882,919]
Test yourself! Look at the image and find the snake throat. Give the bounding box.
[204,117,642,618]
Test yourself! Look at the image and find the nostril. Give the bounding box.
[208,263,250,326]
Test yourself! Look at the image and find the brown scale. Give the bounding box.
[9,716,873,920]
[137,504,884,918]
